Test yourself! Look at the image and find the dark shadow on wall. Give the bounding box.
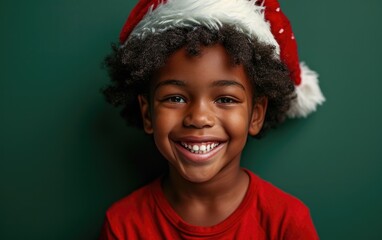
[66,100,168,240]
[95,104,168,188]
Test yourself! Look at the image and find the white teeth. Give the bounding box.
[180,142,220,154]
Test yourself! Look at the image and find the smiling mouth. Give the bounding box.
[180,142,220,154]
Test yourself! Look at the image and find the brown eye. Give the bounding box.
[165,96,186,103]
[216,97,237,104]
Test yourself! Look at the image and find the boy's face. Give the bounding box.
[138,44,267,183]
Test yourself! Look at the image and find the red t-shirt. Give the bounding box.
[99,169,319,239]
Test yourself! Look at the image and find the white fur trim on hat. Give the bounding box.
[128,0,280,54]
[287,62,326,118]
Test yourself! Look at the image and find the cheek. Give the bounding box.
[221,109,250,139]
[151,107,181,143]
[153,106,178,126]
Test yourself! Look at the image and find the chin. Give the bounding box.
[184,174,212,184]
[178,165,220,184]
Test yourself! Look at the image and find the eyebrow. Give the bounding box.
[210,80,245,90]
[154,79,186,91]
[153,79,245,91]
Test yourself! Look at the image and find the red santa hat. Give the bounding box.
[119,0,325,118]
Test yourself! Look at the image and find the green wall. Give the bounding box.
[1,0,381,239]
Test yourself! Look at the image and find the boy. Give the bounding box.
[100,0,324,239]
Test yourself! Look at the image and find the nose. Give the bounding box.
[183,101,215,129]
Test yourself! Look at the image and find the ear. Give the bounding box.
[248,97,268,136]
[138,95,154,134]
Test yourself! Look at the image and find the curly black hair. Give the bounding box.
[103,25,295,138]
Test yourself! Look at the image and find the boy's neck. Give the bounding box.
[165,164,247,198]
[162,164,249,226]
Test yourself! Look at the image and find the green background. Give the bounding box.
[1,0,381,239]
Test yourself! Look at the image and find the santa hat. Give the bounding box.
[119,0,325,118]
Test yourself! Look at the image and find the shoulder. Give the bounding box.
[252,173,309,217]
[247,170,319,239]
[99,180,160,239]
[105,179,159,224]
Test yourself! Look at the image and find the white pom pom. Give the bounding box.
[287,62,325,118]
